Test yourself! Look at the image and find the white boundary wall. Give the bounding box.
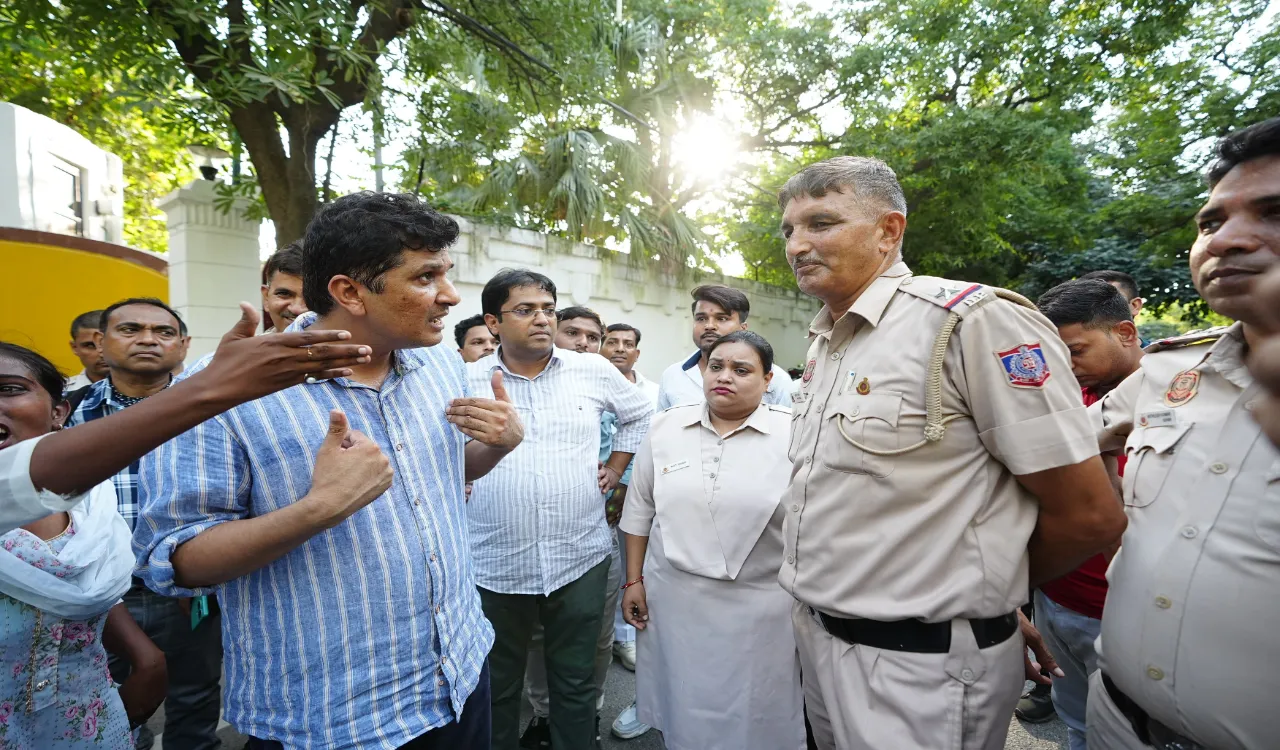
[447,217,821,376]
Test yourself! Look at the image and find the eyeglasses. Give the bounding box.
[500,307,559,320]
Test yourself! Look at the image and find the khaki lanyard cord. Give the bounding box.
[836,288,1038,457]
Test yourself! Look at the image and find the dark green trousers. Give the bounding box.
[480,556,610,750]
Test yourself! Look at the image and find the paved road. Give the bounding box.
[150,666,1068,749]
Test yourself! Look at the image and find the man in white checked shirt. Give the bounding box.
[466,269,654,750]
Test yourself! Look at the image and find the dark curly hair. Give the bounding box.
[302,192,460,316]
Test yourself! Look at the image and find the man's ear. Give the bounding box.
[326,276,367,316]
[1114,320,1140,347]
[878,211,907,254]
[484,313,500,337]
[92,329,105,350]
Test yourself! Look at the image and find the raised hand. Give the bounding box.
[446,370,524,450]
[202,302,372,401]
[304,411,394,528]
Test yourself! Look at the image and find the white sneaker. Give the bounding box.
[611,702,651,740]
[612,640,636,671]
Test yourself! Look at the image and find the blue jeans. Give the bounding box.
[108,584,223,750]
[1034,590,1102,750]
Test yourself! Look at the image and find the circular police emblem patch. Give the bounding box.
[802,358,816,384]
[1164,369,1200,407]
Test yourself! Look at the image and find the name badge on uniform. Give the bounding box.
[661,460,690,475]
[791,391,811,405]
[1138,409,1177,428]
[841,370,858,394]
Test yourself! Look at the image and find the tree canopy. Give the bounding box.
[4,0,1275,308]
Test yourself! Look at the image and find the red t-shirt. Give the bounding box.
[1038,387,1125,620]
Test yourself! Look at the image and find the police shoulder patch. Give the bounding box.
[996,342,1051,388]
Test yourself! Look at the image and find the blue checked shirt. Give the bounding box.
[134,312,494,749]
[466,348,653,595]
[65,379,143,530]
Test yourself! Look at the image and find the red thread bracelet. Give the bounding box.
[621,576,644,590]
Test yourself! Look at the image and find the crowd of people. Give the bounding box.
[0,114,1275,750]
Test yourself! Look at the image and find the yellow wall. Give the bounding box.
[0,238,168,377]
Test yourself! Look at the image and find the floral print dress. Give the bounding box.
[0,522,132,748]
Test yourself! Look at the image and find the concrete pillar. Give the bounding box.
[159,179,262,360]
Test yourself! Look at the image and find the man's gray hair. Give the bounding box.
[777,156,908,216]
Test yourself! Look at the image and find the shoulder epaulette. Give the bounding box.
[1143,326,1230,353]
[766,404,792,414]
[898,276,999,316]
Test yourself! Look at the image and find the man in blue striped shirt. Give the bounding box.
[135,193,524,750]
[466,270,653,750]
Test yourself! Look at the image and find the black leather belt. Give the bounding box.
[1101,673,1206,749]
[813,609,1017,653]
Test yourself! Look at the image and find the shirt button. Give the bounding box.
[441,656,449,663]
[792,504,800,512]
[438,679,446,686]
[396,443,404,451]
[709,473,716,479]
[1147,666,1164,681]
[430,553,437,562]
[1154,596,1172,609]
[414,498,422,506]
[717,439,724,446]
[786,555,795,564]
[712,457,719,463]
[1180,526,1198,539]
[961,668,975,682]
[1209,462,1228,474]
[805,456,812,464]
[830,352,841,361]
[849,407,859,417]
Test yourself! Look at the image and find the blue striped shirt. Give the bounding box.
[466,348,653,595]
[133,312,494,749]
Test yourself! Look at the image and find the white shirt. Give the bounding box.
[466,347,655,595]
[64,371,93,391]
[0,434,105,535]
[631,370,661,408]
[656,351,794,411]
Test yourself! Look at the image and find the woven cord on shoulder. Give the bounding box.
[837,287,1037,457]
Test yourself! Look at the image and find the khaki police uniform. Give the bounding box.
[1086,323,1278,750]
[784,262,1098,750]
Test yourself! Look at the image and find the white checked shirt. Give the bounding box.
[466,347,654,595]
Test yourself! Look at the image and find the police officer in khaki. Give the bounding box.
[777,156,1128,750]
[1087,117,1280,750]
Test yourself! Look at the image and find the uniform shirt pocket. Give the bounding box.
[787,396,811,463]
[822,393,902,478]
[1253,462,1280,550]
[1121,422,1193,508]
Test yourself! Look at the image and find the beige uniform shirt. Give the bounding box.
[781,262,1097,622]
[621,402,792,580]
[1093,323,1277,750]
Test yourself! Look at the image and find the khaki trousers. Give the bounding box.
[1084,671,1152,750]
[793,601,1024,750]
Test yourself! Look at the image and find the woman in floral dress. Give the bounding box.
[0,343,166,748]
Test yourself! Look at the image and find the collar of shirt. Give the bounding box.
[289,311,431,382]
[678,402,775,437]
[477,345,567,381]
[808,261,913,339]
[1202,322,1250,390]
